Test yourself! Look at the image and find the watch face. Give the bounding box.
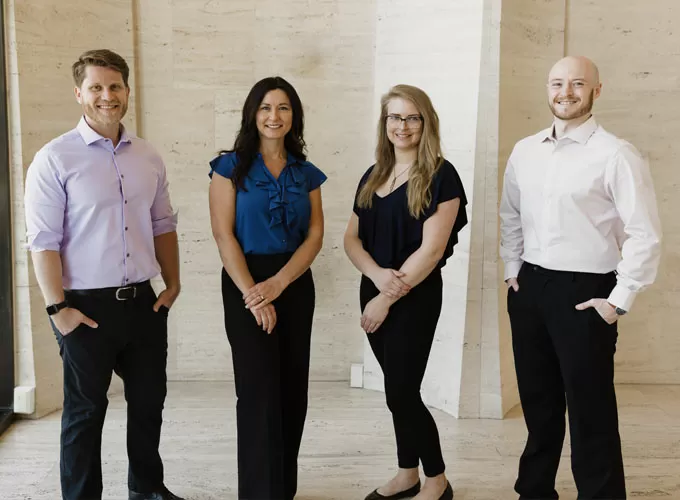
[47,301,67,315]
[615,307,627,316]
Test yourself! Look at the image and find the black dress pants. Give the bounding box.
[360,271,446,478]
[52,282,168,500]
[509,263,626,500]
[221,253,315,500]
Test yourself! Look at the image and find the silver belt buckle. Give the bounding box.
[115,285,136,301]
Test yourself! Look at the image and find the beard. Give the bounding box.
[549,89,594,120]
[83,100,128,127]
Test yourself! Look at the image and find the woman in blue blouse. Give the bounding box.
[345,85,467,500]
[209,76,326,500]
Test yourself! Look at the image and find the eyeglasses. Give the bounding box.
[386,114,422,128]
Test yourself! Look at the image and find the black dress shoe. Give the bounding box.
[129,485,185,500]
[438,481,454,500]
[364,480,421,500]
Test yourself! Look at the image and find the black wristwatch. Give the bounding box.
[46,300,69,316]
[614,306,627,316]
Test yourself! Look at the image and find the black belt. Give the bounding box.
[524,263,614,279]
[524,263,573,276]
[66,280,152,301]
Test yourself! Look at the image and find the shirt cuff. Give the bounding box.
[26,232,62,252]
[152,211,179,237]
[607,284,636,312]
[504,260,523,281]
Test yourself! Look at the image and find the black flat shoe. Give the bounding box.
[364,480,421,500]
[129,485,185,500]
[438,481,454,500]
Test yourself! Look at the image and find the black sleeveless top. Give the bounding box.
[353,159,468,270]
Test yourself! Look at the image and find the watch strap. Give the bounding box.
[46,300,69,316]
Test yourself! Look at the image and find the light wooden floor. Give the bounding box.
[1,382,679,499]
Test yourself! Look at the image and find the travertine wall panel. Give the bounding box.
[8,0,136,416]
[567,1,680,384]
[135,0,376,381]
[364,0,482,417]
[10,0,679,423]
[495,0,566,416]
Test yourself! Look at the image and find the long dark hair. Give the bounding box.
[220,76,306,190]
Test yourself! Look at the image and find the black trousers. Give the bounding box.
[508,263,626,500]
[51,282,168,500]
[360,271,446,478]
[221,253,315,500]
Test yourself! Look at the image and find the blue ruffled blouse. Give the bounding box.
[209,152,327,254]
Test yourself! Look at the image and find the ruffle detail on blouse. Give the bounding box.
[249,163,306,230]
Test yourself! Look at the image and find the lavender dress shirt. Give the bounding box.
[25,117,178,290]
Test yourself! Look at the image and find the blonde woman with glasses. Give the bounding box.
[344,85,468,500]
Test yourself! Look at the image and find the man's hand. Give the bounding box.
[506,277,519,292]
[575,298,619,325]
[153,285,180,312]
[52,307,98,335]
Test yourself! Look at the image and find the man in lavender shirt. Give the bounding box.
[24,49,184,500]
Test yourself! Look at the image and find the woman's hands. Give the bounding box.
[243,275,287,311]
[250,303,278,334]
[243,275,290,334]
[369,268,410,299]
[361,294,393,334]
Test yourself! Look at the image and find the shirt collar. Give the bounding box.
[252,152,305,185]
[541,115,598,145]
[76,116,132,146]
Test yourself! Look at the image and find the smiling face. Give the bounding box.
[385,97,423,152]
[74,65,129,132]
[255,89,293,141]
[547,56,601,122]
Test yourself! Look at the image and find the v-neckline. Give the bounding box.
[375,180,408,200]
[262,162,286,183]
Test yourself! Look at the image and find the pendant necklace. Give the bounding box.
[389,164,412,193]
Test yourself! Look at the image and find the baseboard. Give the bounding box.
[0,411,13,435]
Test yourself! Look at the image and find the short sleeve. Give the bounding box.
[209,152,237,180]
[149,150,178,237]
[302,162,327,191]
[424,160,468,233]
[24,147,67,252]
[353,165,375,215]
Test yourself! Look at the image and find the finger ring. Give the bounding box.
[260,295,265,301]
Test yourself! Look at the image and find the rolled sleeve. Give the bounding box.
[24,149,66,252]
[150,158,178,236]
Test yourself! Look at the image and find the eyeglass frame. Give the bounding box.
[385,114,423,127]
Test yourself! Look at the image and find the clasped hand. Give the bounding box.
[243,276,287,334]
[371,267,410,299]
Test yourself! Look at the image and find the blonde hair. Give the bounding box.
[357,84,443,218]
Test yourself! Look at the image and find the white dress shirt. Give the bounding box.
[499,116,662,311]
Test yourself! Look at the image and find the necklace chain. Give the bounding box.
[389,164,412,193]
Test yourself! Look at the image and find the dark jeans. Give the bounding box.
[52,282,169,500]
[509,263,626,500]
[221,253,315,500]
[361,271,446,478]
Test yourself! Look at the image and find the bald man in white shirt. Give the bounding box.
[500,56,662,500]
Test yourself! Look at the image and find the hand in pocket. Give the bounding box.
[575,298,618,325]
